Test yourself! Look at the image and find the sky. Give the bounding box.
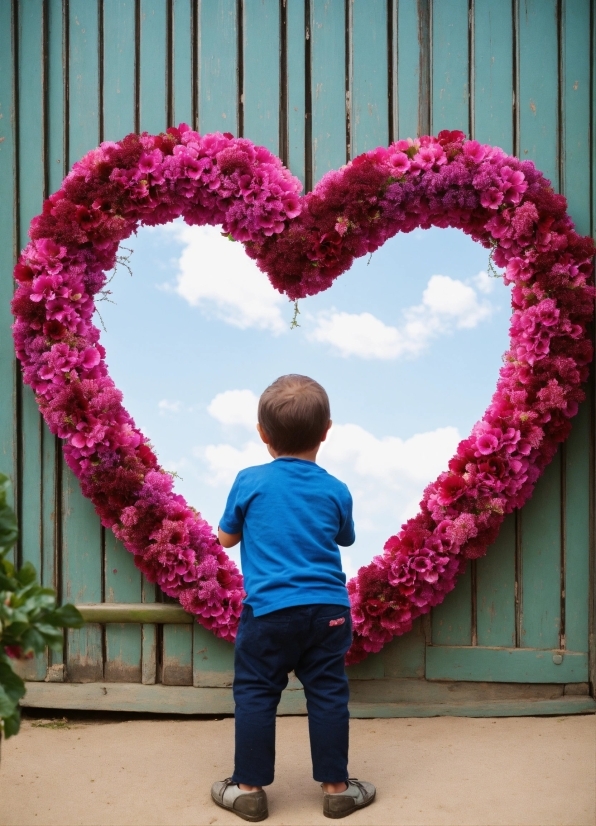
[98,220,510,577]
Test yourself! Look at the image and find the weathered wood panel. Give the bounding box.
[426,646,588,684]
[20,680,596,717]
[63,0,105,683]
[172,0,194,127]
[286,0,306,186]
[0,0,593,710]
[472,0,514,153]
[349,0,389,156]
[310,0,346,179]
[430,0,469,134]
[476,514,516,648]
[395,0,430,139]
[198,0,239,135]
[243,0,281,155]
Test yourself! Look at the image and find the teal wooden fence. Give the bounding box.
[1,0,594,717]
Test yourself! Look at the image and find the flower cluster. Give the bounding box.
[11,125,302,642]
[11,127,594,660]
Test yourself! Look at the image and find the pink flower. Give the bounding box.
[480,188,504,209]
[463,140,488,163]
[389,152,410,174]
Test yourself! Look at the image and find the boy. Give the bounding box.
[211,374,376,822]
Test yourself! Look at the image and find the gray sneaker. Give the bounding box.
[211,778,268,822]
[323,778,376,819]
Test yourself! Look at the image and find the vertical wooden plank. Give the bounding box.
[396,0,431,139]
[431,0,480,656]
[517,0,559,188]
[162,622,193,685]
[102,0,136,141]
[65,0,104,682]
[137,0,170,677]
[591,0,596,694]
[560,0,591,236]
[472,0,514,151]
[564,399,590,653]
[471,0,516,655]
[47,0,66,194]
[476,513,516,647]
[16,1,48,681]
[137,0,170,681]
[242,0,280,154]
[172,0,193,126]
[17,0,44,563]
[139,0,168,134]
[101,0,142,684]
[151,0,196,686]
[193,623,234,686]
[520,452,562,649]
[382,617,426,678]
[430,0,469,135]
[310,0,346,182]
[286,0,306,187]
[431,564,473,646]
[104,533,142,682]
[350,0,389,156]
[560,0,591,660]
[0,1,17,498]
[0,3,19,576]
[46,0,67,680]
[62,468,103,681]
[0,3,17,565]
[427,0,471,652]
[141,582,158,684]
[19,392,46,681]
[198,0,238,134]
[68,0,101,167]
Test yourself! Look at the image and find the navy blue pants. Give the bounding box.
[231,603,352,787]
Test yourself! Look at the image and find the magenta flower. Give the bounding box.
[480,188,504,209]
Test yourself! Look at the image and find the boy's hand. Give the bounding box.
[218,527,242,548]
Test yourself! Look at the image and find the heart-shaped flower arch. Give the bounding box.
[11,125,595,665]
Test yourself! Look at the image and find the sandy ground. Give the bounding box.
[0,713,594,826]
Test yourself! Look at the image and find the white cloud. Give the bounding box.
[321,422,460,486]
[158,399,182,414]
[416,274,489,328]
[198,440,270,487]
[170,223,287,333]
[207,389,259,430]
[472,269,496,294]
[319,422,460,528]
[309,273,492,360]
[310,312,405,360]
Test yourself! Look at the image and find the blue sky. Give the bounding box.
[98,222,510,576]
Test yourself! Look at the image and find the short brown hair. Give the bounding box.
[258,375,331,455]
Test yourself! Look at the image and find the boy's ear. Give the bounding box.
[321,420,332,442]
[257,423,270,444]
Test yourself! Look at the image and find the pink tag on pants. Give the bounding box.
[329,617,345,626]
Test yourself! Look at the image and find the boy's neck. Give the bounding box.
[270,445,321,463]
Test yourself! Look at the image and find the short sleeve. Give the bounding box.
[219,474,246,535]
[335,485,355,547]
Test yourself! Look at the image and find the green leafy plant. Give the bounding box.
[0,473,83,740]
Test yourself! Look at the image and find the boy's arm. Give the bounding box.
[336,486,356,547]
[218,473,245,548]
[218,527,242,548]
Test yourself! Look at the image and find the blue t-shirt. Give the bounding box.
[219,457,355,616]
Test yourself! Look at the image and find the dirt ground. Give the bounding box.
[0,713,594,826]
